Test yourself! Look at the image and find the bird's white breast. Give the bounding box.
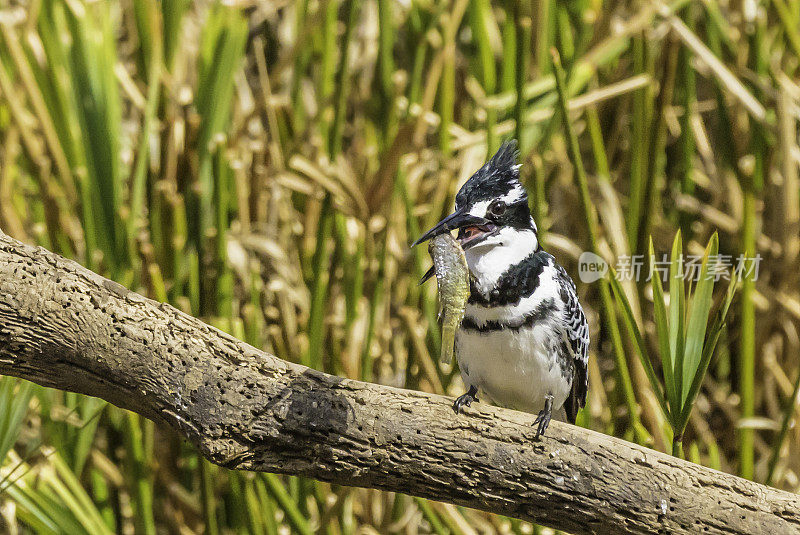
[455,261,573,415]
[455,319,571,414]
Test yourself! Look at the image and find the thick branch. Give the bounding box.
[0,231,798,535]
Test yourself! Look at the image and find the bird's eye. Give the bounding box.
[488,200,507,217]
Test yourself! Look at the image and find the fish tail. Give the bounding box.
[440,321,456,364]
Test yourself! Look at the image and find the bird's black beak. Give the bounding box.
[411,208,490,247]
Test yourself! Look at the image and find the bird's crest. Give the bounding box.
[455,140,523,208]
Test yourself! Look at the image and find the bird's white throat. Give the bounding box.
[465,227,539,296]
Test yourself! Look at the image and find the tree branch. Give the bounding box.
[0,230,798,534]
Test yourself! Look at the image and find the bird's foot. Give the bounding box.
[453,385,479,414]
[532,394,554,439]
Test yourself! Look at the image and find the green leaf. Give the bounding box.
[649,238,677,424]
[681,232,719,405]
[669,230,686,404]
[677,268,737,430]
[607,268,671,419]
[0,378,33,462]
[2,452,112,535]
[262,474,314,535]
[190,4,248,263]
[62,0,126,270]
[51,453,115,535]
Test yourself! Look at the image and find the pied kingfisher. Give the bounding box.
[414,140,589,437]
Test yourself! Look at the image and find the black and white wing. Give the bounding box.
[555,263,589,424]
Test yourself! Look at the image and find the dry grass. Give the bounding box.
[0,0,799,532]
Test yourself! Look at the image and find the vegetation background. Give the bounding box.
[0,0,798,533]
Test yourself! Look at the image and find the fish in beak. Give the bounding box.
[412,207,495,285]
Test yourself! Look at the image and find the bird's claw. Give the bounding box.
[532,394,554,439]
[532,410,551,439]
[453,385,479,414]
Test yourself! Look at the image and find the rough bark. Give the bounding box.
[0,231,798,535]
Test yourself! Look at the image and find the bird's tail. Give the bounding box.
[440,322,456,364]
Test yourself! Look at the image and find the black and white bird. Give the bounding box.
[414,140,589,437]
